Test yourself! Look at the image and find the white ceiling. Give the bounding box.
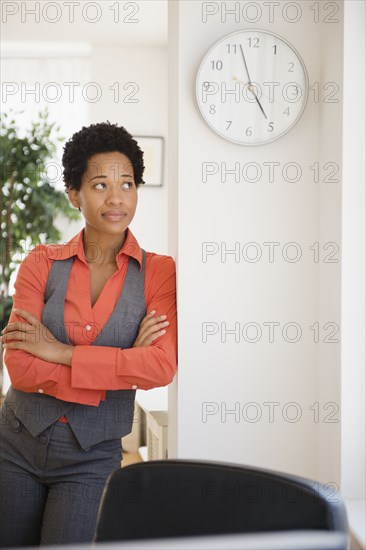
[1,0,167,48]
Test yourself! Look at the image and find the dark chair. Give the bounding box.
[94,459,349,546]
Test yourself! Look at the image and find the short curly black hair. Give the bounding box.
[62,121,145,193]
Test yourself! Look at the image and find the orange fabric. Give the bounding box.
[4,227,177,407]
[57,415,69,423]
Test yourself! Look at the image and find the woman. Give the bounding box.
[0,121,177,547]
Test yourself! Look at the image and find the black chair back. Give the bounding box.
[94,459,348,544]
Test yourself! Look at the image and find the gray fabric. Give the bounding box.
[2,250,146,450]
[0,407,122,547]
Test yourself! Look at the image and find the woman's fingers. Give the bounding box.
[139,313,167,329]
[139,310,157,326]
[138,313,168,336]
[1,322,34,334]
[140,318,169,335]
[137,321,169,345]
[141,323,168,342]
[133,312,169,347]
[1,310,46,339]
[0,330,26,342]
[148,328,167,342]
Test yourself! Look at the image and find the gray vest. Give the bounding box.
[2,250,146,450]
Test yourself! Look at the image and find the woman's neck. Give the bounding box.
[82,226,127,267]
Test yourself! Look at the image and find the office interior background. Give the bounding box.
[1,0,365,546]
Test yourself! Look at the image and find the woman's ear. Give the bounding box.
[68,188,80,210]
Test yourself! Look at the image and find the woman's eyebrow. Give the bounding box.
[89,174,134,181]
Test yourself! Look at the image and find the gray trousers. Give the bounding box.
[0,405,123,547]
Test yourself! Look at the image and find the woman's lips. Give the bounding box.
[102,212,126,222]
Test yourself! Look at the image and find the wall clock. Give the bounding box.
[195,29,309,146]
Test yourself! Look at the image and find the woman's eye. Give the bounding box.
[94,182,106,189]
[94,181,134,190]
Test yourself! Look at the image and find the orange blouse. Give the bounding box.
[4,227,177,407]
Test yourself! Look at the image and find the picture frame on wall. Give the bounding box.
[134,136,164,187]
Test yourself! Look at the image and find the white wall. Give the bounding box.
[341,0,366,500]
[167,1,180,457]
[317,4,344,487]
[169,0,344,482]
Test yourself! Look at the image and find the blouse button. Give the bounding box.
[85,325,92,331]
[38,389,44,393]
[131,385,137,390]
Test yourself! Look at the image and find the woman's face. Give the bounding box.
[68,151,138,236]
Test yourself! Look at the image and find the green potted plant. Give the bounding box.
[0,108,80,397]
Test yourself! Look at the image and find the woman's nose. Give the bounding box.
[106,187,123,204]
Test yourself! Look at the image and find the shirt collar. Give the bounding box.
[47,227,143,272]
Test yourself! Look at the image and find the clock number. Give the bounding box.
[226,121,232,130]
[245,127,253,136]
[268,122,274,132]
[210,60,223,70]
[283,107,290,116]
[226,44,237,54]
[209,104,216,114]
[247,38,259,48]
[273,45,277,55]
[287,85,299,100]
[202,81,217,95]
[288,62,295,72]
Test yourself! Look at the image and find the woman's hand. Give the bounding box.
[133,310,170,348]
[0,308,71,364]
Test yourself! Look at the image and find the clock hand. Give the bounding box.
[252,90,268,120]
[239,44,253,84]
[233,76,288,110]
[235,77,269,120]
[239,45,268,120]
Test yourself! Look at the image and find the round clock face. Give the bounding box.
[195,29,309,145]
